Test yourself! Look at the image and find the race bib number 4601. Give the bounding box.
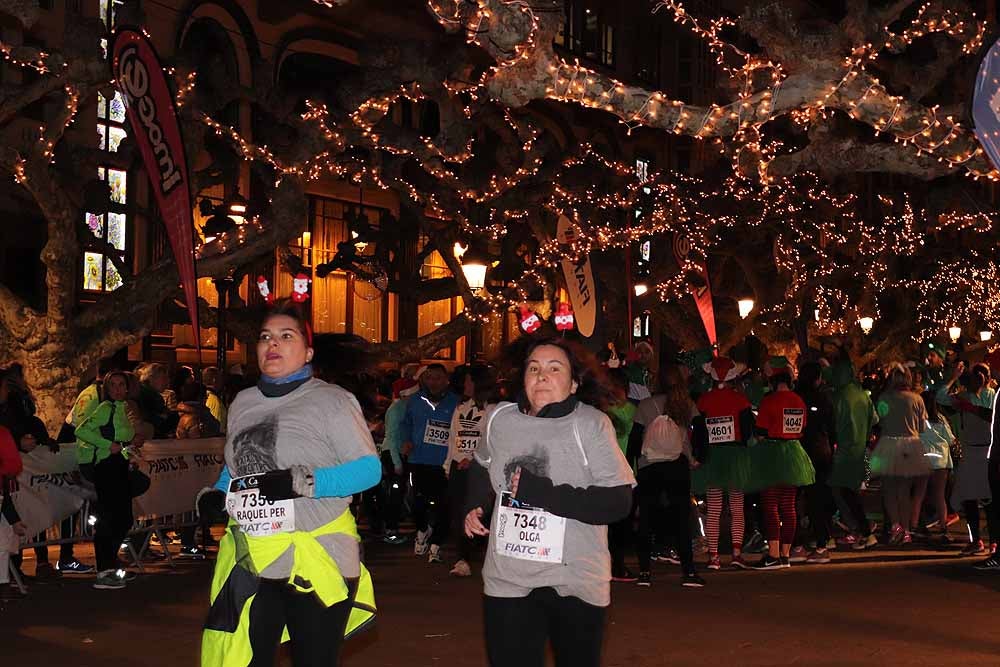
[706,415,736,444]
[423,419,450,447]
[782,409,805,435]
[226,474,295,537]
[494,492,566,564]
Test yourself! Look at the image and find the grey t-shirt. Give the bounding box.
[474,401,636,607]
[225,378,377,580]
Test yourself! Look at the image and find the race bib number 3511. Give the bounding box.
[782,408,805,435]
[226,474,295,537]
[494,492,566,564]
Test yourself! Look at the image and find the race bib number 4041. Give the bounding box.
[782,408,805,435]
[226,474,295,537]
[494,492,566,564]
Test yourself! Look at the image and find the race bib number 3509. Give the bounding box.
[226,474,295,537]
[494,492,566,564]
[782,408,805,435]
[423,419,450,447]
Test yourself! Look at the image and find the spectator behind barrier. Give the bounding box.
[137,363,179,439]
[201,367,228,434]
[176,383,222,440]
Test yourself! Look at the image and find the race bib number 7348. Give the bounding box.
[494,492,566,564]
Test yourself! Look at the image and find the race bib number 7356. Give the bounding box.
[226,474,295,537]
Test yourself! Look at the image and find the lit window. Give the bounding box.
[635,157,650,182]
[417,243,464,359]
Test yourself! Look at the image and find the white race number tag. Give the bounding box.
[706,415,736,444]
[423,419,450,447]
[226,474,295,537]
[782,409,805,435]
[456,429,481,453]
[494,492,566,563]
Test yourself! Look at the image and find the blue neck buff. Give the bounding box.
[258,364,313,397]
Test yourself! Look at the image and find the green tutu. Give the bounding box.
[746,439,816,492]
[692,446,750,494]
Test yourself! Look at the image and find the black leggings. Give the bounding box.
[484,588,606,667]
[87,454,134,572]
[448,462,475,562]
[248,579,353,666]
[410,464,448,546]
[635,458,694,574]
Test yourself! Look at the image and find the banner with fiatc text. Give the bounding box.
[9,439,225,542]
[111,28,200,348]
[672,233,718,349]
[556,215,597,338]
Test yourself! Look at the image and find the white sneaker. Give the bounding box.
[414,529,432,556]
[428,544,442,563]
[450,559,472,577]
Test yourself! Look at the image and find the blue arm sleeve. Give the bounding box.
[313,455,382,498]
[214,465,232,493]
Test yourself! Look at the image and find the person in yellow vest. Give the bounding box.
[201,300,379,666]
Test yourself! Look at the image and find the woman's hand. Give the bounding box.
[19,434,37,453]
[458,459,472,470]
[465,507,489,537]
[12,521,27,537]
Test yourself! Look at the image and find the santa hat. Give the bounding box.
[392,377,419,399]
[764,355,792,378]
[703,356,745,383]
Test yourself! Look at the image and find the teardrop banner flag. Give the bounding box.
[973,36,1000,173]
[672,233,718,349]
[556,215,597,337]
[111,27,200,348]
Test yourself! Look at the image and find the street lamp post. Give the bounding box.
[459,245,490,362]
[214,275,234,371]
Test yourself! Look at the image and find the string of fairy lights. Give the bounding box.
[2,0,1000,346]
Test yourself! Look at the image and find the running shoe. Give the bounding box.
[926,513,961,530]
[56,559,94,574]
[427,544,443,564]
[33,562,61,580]
[414,528,432,556]
[780,557,791,569]
[852,534,878,551]
[637,571,652,587]
[681,573,706,588]
[730,555,751,570]
[888,524,905,545]
[838,534,858,547]
[449,560,472,577]
[973,556,1000,571]
[178,546,207,560]
[961,540,989,557]
[788,546,809,563]
[654,549,681,565]
[743,531,766,554]
[825,538,837,551]
[754,555,783,570]
[611,567,638,583]
[382,532,410,546]
[93,569,126,590]
[901,532,913,545]
[706,555,721,570]
[806,549,831,564]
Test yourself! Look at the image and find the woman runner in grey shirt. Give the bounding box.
[464,338,635,667]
